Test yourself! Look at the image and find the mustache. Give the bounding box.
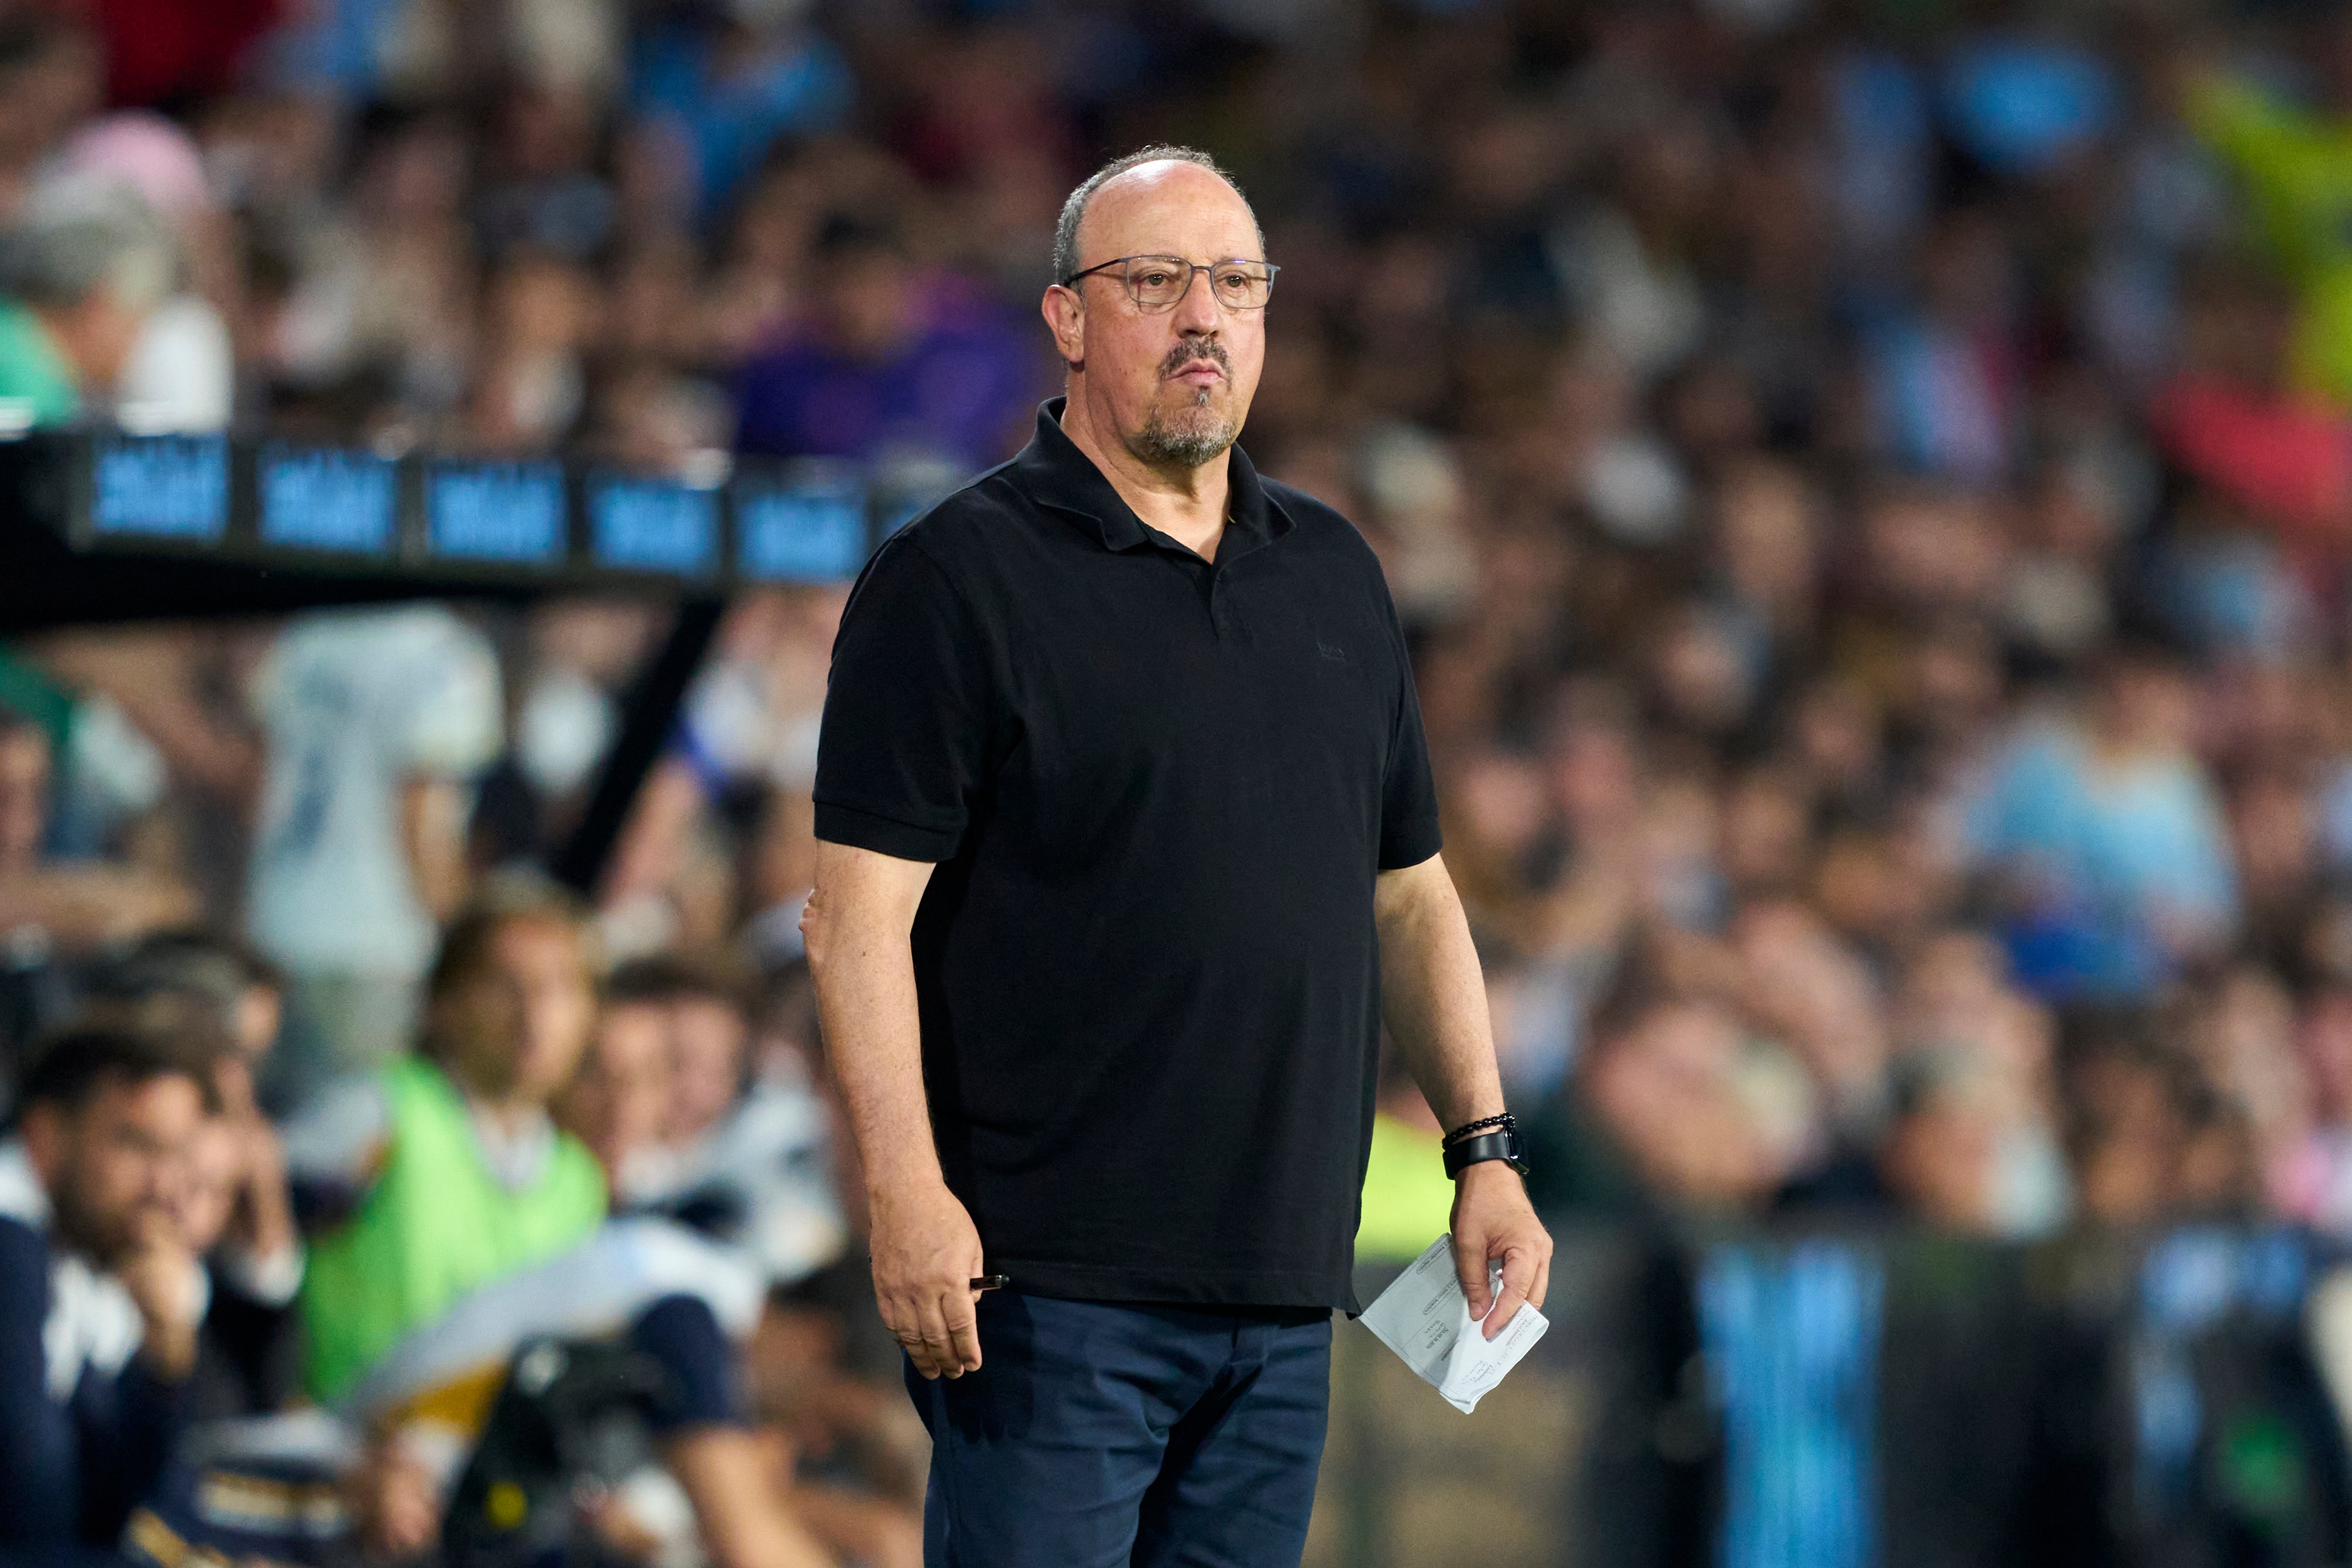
[1160,339,1231,379]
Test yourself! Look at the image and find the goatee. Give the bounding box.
[1137,382,1238,470]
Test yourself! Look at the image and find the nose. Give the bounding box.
[1171,265,1221,333]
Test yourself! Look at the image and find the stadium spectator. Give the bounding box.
[83,931,301,1419]
[0,1025,215,1563]
[2185,19,2352,406]
[556,975,672,1194]
[601,951,847,1288]
[0,169,174,426]
[0,11,98,220]
[245,605,502,1111]
[1963,642,2240,1001]
[732,211,1042,472]
[627,3,853,222]
[171,1098,302,1422]
[288,874,604,1404]
[53,111,236,433]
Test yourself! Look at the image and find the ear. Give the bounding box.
[1041,284,1085,370]
[18,1103,66,1188]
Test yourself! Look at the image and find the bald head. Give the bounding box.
[1052,145,1263,286]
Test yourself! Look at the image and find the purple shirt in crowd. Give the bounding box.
[733,280,1043,474]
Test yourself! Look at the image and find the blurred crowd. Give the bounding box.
[16,0,2352,1560]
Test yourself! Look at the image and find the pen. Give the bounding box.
[970,1274,1011,1291]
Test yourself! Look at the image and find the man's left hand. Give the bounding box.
[1449,1162,1552,1340]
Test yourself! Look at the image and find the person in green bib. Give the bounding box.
[289,876,607,1404]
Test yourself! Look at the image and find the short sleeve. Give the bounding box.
[813,538,996,863]
[1376,588,1442,871]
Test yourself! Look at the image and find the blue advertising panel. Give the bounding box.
[737,474,867,583]
[588,475,717,575]
[91,435,228,542]
[428,462,566,564]
[258,445,397,556]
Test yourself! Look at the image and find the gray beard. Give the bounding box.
[1132,390,1237,469]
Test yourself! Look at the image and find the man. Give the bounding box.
[0,1026,212,1564]
[556,976,674,1196]
[803,146,1552,1566]
[86,935,304,1419]
[289,874,605,1404]
[571,952,848,1289]
[245,604,503,1113]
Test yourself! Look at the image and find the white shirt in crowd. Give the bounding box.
[245,606,502,979]
[114,295,234,434]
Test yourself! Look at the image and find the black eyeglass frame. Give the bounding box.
[1057,254,1282,311]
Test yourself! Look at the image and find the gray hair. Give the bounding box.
[0,174,175,314]
[1051,144,1263,285]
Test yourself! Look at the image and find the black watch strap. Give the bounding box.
[1443,1126,1529,1179]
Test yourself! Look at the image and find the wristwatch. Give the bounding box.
[1442,1121,1530,1180]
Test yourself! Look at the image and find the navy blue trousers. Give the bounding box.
[904,1293,1333,1568]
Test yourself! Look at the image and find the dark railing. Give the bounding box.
[1310,1221,2352,1568]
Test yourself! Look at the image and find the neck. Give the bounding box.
[443,1058,542,1134]
[1059,386,1232,560]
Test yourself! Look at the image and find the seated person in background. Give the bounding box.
[560,979,915,1568]
[288,874,606,1406]
[87,936,306,1418]
[601,952,845,1286]
[556,983,672,1195]
[89,931,284,1108]
[359,987,836,1568]
[0,1026,214,1565]
[172,1103,302,1423]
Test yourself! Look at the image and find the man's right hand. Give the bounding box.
[116,1216,202,1382]
[869,1180,986,1380]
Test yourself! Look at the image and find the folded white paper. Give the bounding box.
[1358,1234,1548,1413]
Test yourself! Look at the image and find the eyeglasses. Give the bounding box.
[1060,255,1279,313]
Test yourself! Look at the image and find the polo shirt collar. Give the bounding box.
[1011,398,1291,557]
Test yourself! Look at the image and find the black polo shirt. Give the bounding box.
[813,399,1442,1311]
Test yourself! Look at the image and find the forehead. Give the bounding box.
[595,1003,668,1063]
[85,1071,204,1130]
[487,917,585,973]
[1078,161,1261,265]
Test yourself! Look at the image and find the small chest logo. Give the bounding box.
[1316,639,1348,665]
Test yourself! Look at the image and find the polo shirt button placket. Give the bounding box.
[1208,571,1240,641]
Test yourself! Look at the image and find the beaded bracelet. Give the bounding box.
[1442,1112,1515,1146]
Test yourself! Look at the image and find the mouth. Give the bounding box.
[1168,362,1225,387]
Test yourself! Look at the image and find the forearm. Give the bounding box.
[398,777,471,921]
[805,845,942,1202]
[1375,855,1507,1131]
[0,868,198,948]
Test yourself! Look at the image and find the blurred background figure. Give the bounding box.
[0,168,171,426]
[732,209,1041,472]
[0,1026,215,1565]
[245,605,501,1113]
[286,876,604,1406]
